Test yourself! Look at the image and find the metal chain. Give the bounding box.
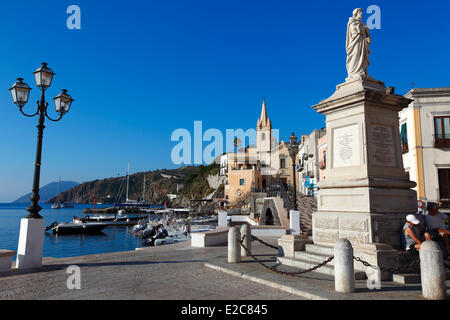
[353,256,420,273]
[241,235,448,275]
[271,255,334,276]
[239,236,334,277]
[249,234,279,250]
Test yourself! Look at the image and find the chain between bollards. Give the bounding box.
[353,256,421,273]
[249,234,279,250]
[239,235,334,277]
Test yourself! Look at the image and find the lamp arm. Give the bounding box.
[44,103,64,122]
[18,101,40,118]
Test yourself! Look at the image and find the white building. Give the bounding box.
[400,87,450,209]
[219,153,229,176]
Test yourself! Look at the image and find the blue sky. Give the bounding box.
[0,0,449,202]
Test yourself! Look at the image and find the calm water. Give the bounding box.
[0,203,146,259]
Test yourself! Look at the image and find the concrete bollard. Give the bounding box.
[228,226,241,263]
[419,240,447,300]
[334,239,355,293]
[240,224,251,257]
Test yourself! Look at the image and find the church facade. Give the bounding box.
[223,100,297,204]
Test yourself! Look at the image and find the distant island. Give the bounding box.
[12,181,80,203]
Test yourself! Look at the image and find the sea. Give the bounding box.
[0,203,152,259]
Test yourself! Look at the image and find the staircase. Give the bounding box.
[277,243,367,280]
[228,192,253,210]
[296,193,316,236]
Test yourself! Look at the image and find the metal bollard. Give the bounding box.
[228,226,241,263]
[419,240,447,300]
[240,224,251,257]
[334,239,355,293]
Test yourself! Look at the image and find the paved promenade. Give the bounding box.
[0,238,300,300]
[0,237,448,300]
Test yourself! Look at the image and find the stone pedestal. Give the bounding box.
[312,77,417,252]
[278,234,313,258]
[16,218,45,269]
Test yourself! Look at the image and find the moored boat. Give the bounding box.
[45,221,108,235]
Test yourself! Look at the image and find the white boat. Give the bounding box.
[45,221,108,234]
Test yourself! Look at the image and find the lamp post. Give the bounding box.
[288,132,299,211]
[9,63,73,268]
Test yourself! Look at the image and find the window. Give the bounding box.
[400,122,408,153]
[261,133,265,141]
[438,169,450,201]
[239,178,245,186]
[280,158,286,169]
[434,116,450,147]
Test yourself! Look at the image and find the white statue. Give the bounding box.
[346,8,371,81]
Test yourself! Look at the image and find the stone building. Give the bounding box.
[399,87,450,209]
[297,128,326,196]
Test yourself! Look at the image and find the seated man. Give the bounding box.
[425,202,450,261]
[401,214,431,254]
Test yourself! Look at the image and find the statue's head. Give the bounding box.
[352,8,363,20]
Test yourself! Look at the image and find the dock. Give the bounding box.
[82,206,192,216]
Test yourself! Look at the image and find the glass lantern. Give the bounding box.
[33,62,55,89]
[9,78,32,107]
[53,89,74,115]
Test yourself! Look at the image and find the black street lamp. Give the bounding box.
[287,132,299,211]
[9,63,74,219]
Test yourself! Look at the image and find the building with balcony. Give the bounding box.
[400,87,450,208]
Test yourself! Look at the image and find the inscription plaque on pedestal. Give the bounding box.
[333,124,359,168]
[370,125,396,167]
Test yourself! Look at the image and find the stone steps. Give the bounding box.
[296,193,316,236]
[294,251,336,266]
[304,244,334,256]
[393,270,450,284]
[278,243,367,280]
[277,256,367,280]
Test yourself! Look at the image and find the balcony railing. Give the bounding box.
[433,134,450,148]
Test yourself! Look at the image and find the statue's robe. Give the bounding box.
[346,18,370,80]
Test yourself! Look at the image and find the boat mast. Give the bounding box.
[57,176,61,204]
[126,163,130,203]
[142,175,146,203]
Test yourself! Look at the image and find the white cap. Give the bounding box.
[406,214,420,225]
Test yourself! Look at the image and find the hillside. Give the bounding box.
[13,181,79,203]
[48,164,220,205]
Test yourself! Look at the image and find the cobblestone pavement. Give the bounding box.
[0,238,302,300]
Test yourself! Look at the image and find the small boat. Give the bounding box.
[73,214,144,226]
[141,224,169,246]
[132,220,148,233]
[45,221,108,235]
